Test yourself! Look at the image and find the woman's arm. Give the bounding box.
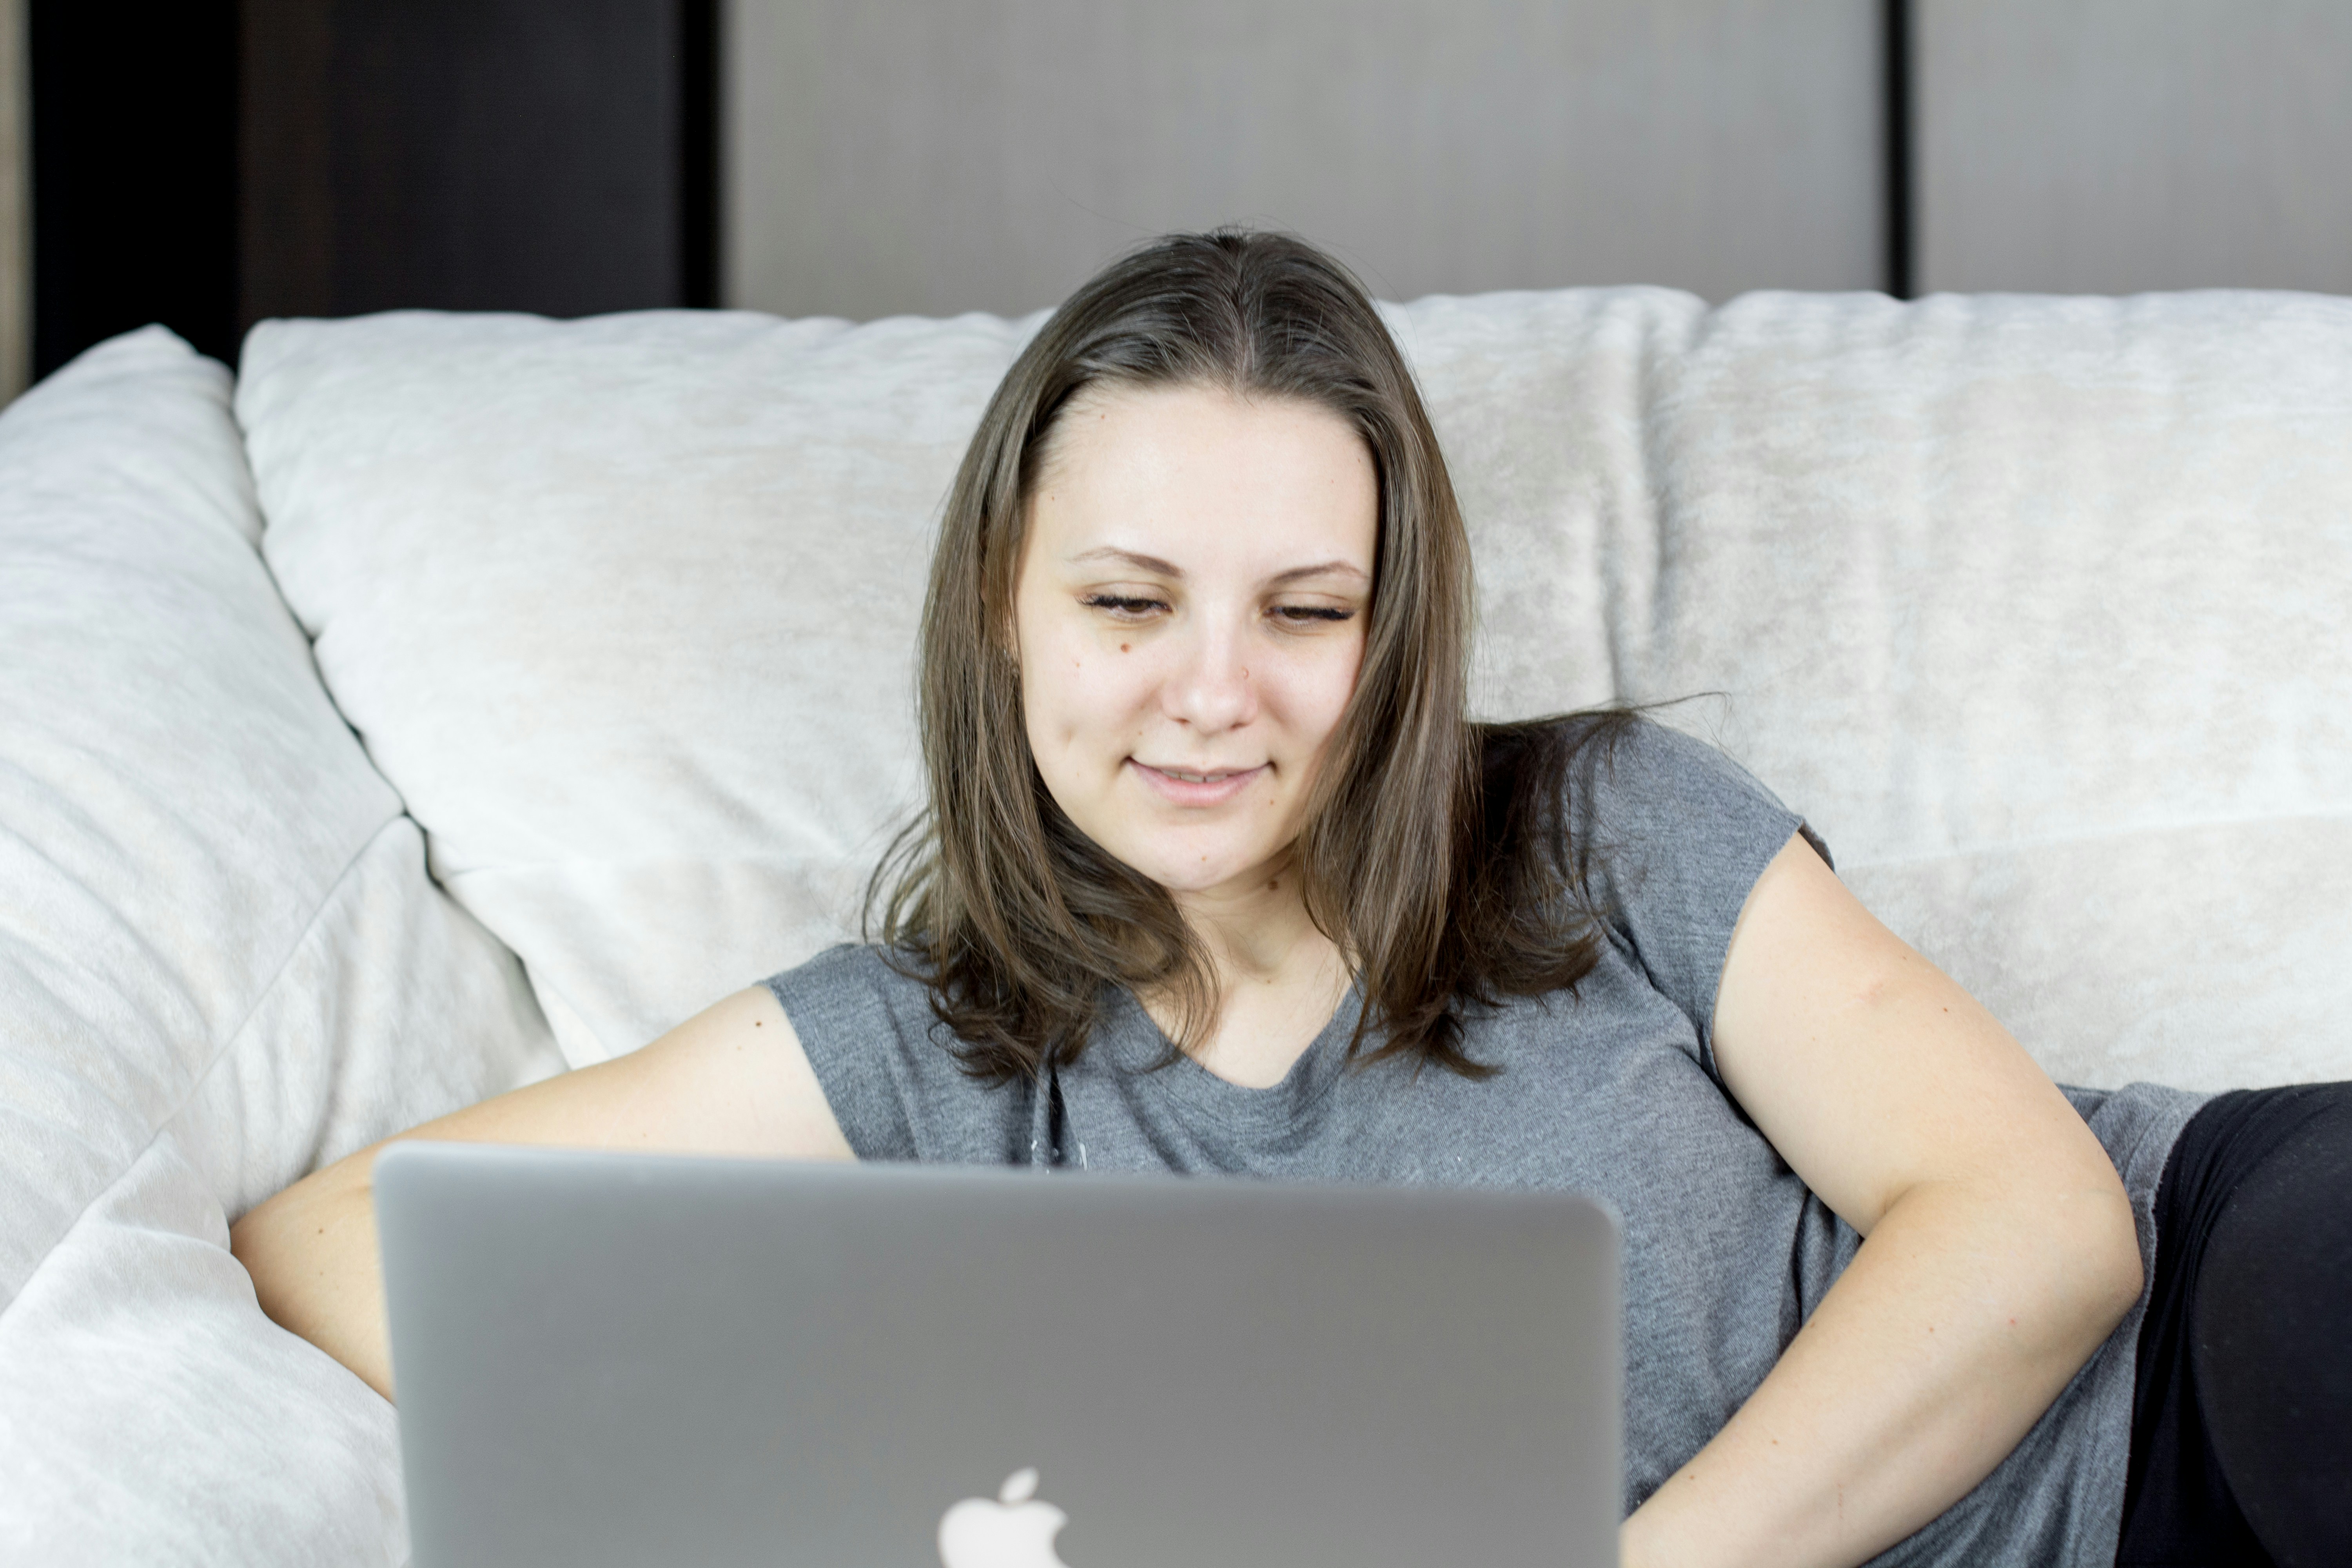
[1619,834,2143,1568]
[229,984,853,1401]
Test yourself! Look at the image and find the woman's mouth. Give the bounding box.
[1131,760,1267,805]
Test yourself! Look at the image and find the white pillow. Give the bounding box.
[0,1143,406,1562]
[1613,290,2352,1091]
[0,327,562,1564]
[240,308,1053,1063]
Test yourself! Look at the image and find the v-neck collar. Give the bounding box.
[1094,980,1369,1138]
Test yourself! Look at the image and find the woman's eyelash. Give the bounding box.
[1078,595,1353,624]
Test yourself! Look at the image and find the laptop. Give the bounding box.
[375,1142,1621,1568]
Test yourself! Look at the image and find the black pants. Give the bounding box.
[2115,1082,2352,1567]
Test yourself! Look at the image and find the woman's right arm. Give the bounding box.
[228,984,853,1401]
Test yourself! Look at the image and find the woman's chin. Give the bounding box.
[1125,846,1295,904]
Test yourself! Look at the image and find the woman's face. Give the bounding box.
[1013,382,1378,907]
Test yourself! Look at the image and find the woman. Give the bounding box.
[234,231,2348,1567]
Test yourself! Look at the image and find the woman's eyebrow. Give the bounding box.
[1065,548,1369,587]
[1267,560,1370,587]
[1068,546,1183,576]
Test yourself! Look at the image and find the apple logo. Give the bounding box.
[936,1466,1072,1568]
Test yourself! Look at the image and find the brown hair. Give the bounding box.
[870,230,1628,1082]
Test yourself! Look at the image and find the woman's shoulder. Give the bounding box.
[763,941,1031,1164]
[1492,711,1820,1038]
[767,938,932,1009]
[770,937,927,987]
[1487,709,1813,858]
[1563,711,1793,824]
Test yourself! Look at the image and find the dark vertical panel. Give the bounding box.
[240,0,335,325]
[31,0,240,375]
[1883,0,1914,299]
[678,0,719,310]
[326,0,681,316]
[238,0,719,329]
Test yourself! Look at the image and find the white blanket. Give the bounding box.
[0,329,561,1565]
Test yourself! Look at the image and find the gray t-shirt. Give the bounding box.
[766,720,2205,1568]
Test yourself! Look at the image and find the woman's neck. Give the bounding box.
[1143,864,1354,1088]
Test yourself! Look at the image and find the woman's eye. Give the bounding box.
[1081,593,1165,617]
[1272,604,1354,625]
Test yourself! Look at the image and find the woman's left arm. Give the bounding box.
[1619,833,2144,1568]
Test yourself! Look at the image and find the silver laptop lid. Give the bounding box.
[376,1142,1620,1568]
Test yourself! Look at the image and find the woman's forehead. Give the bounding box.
[1027,383,1376,571]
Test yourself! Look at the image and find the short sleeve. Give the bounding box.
[764,943,1031,1164]
[1564,719,1824,1075]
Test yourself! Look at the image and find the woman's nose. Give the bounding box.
[1161,618,1258,733]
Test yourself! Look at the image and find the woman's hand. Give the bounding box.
[1619,833,2143,1568]
[229,985,853,1401]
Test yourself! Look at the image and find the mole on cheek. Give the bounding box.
[1119,643,1130,653]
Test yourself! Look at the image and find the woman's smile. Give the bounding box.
[1128,759,1270,806]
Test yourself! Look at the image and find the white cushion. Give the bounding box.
[0,1140,404,1562]
[237,292,2352,1093]
[239,308,1049,1064]
[0,327,563,1564]
[1605,290,2352,1090]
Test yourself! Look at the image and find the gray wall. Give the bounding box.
[724,0,1885,318]
[1918,0,2352,295]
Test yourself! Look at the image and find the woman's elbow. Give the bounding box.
[229,1163,369,1330]
[2087,1195,2147,1327]
[229,1192,301,1327]
[2040,1178,2145,1355]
